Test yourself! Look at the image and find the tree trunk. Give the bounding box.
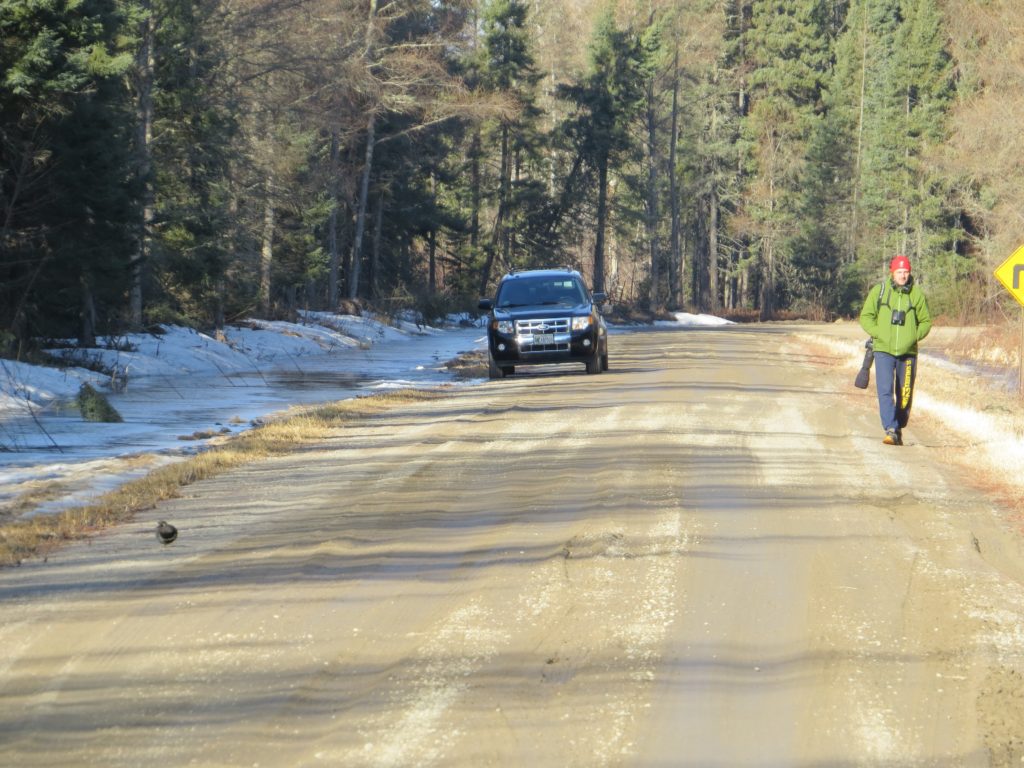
[593,157,609,294]
[217,192,237,333]
[479,243,496,297]
[690,221,700,311]
[902,87,912,256]
[428,173,437,292]
[645,74,660,312]
[760,240,775,320]
[467,4,482,274]
[740,243,751,307]
[348,113,375,301]
[327,130,341,310]
[428,229,437,293]
[470,129,481,255]
[348,0,380,302]
[497,123,512,270]
[708,187,720,312]
[130,0,155,328]
[479,124,510,295]
[510,148,521,265]
[214,277,225,332]
[851,7,867,263]
[371,189,384,300]
[79,273,96,347]
[692,207,706,311]
[668,48,682,309]
[259,177,275,316]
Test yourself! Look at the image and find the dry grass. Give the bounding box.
[0,480,76,519]
[445,349,488,379]
[925,318,1020,366]
[0,388,448,568]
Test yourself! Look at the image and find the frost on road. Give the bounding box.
[1,324,1023,766]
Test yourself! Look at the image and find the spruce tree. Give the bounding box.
[471,0,547,291]
[145,0,237,326]
[558,8,649,294]
[738,0,835,317]
[831,0,955,290]
[1,0,138,346]
[895,0,956,281]
[684,0,747,312]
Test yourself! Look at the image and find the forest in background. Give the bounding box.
[2,0,1022,352]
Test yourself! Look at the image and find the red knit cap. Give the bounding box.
[889,254,911,273]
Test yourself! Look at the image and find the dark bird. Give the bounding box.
[156,521,178,545]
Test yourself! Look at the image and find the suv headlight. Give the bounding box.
[494,319,514,334]
[571,315,593,331]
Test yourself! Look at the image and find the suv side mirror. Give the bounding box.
[592,292,607,305]
[478,298,494,311]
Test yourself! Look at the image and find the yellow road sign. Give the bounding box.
[995,244,1024,307]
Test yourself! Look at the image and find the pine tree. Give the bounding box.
[470,0,547,291]
[895,0,956,278]
[681,0,746,312]
[789,109,855,315]
[738,0,835,317]
[1,0,138,346]
[830,0,955,291]
[558,7,650,294]
[145,0,237,326]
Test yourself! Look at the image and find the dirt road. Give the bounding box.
[2,323,1024,766]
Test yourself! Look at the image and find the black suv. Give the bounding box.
[478,268,609,378]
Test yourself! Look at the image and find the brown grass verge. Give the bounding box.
[445,349,488,379]
[0,388,448,568]
[0,480,77,519]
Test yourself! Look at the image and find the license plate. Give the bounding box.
[532,333,554,344]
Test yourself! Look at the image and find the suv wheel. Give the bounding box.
[488,355,513,379]
[488,355,503,379]
[585,350,602,375]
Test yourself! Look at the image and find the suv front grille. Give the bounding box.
[516,317,571,352]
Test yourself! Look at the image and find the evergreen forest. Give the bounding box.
[2,0,1021,351]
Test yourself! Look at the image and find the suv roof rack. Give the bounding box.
[506,266,578,275]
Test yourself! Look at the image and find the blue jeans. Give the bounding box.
[873,351,917,431]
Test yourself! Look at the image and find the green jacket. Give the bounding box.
[859,277,932,356]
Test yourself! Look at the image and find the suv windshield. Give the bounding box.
[496,277,585,308]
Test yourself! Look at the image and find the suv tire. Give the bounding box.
[488,355,513,379]
[585,350,602,375]
[488,355,503,379]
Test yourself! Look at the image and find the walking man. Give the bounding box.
[859,255,933,445]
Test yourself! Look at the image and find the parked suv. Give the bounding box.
[478,268,608,378]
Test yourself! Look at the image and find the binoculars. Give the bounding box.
[890,309,906,326]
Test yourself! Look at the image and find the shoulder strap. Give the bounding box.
[879,280,919,318]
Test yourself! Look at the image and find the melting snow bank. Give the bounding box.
[0,311,485,518]
[659,312,734,327]
[1,311,451,415]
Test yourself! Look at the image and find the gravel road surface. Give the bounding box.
[2,323,1023,766]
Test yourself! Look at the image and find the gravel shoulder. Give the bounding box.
[1,322,1023,766]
